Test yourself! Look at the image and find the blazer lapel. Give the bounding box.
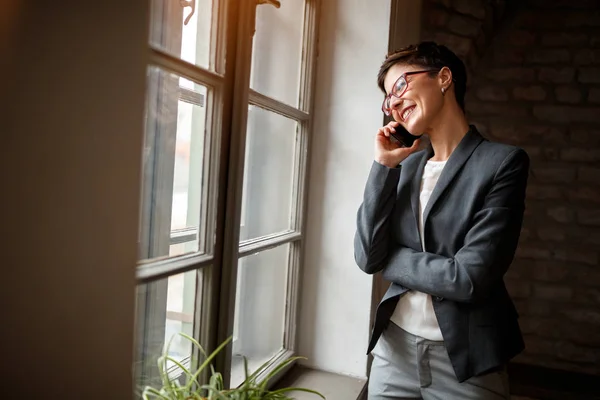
[422,126,484,225]
[410,149,431,251]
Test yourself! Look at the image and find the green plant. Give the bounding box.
[142,333,326,400]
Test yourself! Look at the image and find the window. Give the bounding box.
[134,0,320,394]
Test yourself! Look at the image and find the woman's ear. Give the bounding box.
[438,66,453,91]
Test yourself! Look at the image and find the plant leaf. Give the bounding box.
[187,336,232,390]
[142,386,170,400]
[260,357,306,392]
[178,332,208,358]
[269,387,326,399]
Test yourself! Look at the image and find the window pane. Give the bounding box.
[239,106,298,241]
[251,0,304,106]
[149,0,213,70]
[134,270,200,394]
[231,244,289,387]
[139,68,207,261]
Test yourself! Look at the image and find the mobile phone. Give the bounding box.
[390,125,422,147]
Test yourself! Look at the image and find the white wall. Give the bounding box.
[1,2,147,398]
[298,0,392,379]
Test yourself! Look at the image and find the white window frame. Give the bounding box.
[135,0,321,391]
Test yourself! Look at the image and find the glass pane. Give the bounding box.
[134,270,200,395]
[231,244,289,387]
[149,0,213,70]
[251,0,304,106]
[139,68,207,261]
[239,106,298,241]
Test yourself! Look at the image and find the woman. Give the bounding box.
[354,42,529,399]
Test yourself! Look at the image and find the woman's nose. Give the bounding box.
[390,96,403,111]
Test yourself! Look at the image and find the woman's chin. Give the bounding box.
[405,121,422,136]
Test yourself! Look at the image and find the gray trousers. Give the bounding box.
[368,322,510,400]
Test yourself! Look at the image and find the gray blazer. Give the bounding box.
[354,126,529,383]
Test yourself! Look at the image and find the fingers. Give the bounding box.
[378,121,401,138]
[409,138,421,151]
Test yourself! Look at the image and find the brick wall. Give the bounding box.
[421,0,600,375]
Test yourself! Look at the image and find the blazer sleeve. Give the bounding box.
[381,148,530,303]
[354,161,402,274]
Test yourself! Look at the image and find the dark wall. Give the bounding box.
[421,0,600,376]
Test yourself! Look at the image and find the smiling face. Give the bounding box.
[383,63,450,136]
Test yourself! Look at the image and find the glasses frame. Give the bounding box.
[382,69,440,116]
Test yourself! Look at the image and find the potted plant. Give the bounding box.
[141,333,325,399]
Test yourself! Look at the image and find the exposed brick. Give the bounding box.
[578,68,600,83]
[430,0,452,7]
[526,184,563,200]
[556,342,598,363]
[561,148,600,162]
[515,11,565,29]
[553,248,598,266]
[486,67,536,82]
[555,86,583,104]
[533,105,600,123]
[561,308,600,326]
[473,31,487,56]
[570,128,600,146]
[528,0,600,9]
[425,7,451,27]
[524,336,557,356]
[522,146,542,160]
[513,86,547,101]
[532,262,569,282]
[537,227,566,242]
[588,88,600,103]
[566,323,600,347]
[433,32,472,57]
[546,207,574,223]
[578,166,600,184]
[541,33,588,47]
[577,209,600,226]
[529,126,569,145]
[506,278,532,298]
[566,12,600,28]
[567,186,600,203]
[533,283,573,301]
[476,86,508,101]
[538,67,576,83]
[492,48,525,65]
[508,30,536,47]
[570,263,600,285]
[516,246,551,260]
[526,49,570,65]
[489,124,567,145]
[469,103,530,117]
[544,147,561,161]
[520,300,554,317]
[519,317,563,338]
[448,13,481,37]
[568,226,600,246]
[574,49,600,65]
[573,288,600,306]
[452,0,485,19]
[533,165,576,183]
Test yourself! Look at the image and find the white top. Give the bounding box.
[389,159,447,341]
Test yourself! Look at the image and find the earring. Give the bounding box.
[441,87,446,95]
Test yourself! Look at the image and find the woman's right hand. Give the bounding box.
[375,121,421,168]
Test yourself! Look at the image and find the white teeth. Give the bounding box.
[402,107,414,121]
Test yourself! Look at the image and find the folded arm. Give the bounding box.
[354,161,402,274]
[381,149,530,303]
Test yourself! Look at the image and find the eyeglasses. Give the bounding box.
[382,69,439,116]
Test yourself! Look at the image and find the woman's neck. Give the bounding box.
[426,104,470,162]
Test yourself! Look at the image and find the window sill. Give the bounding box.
[272,365,367,400]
